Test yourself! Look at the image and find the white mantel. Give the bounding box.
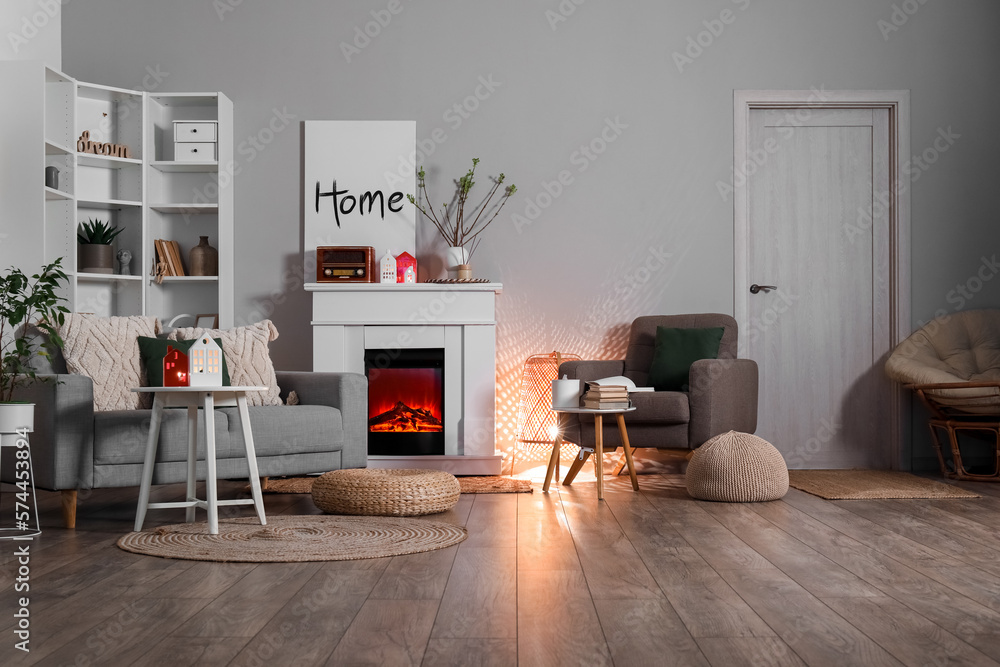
[307,282,503,475]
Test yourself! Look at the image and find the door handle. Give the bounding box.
[750,284,777,294]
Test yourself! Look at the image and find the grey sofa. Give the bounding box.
[1,369,367,528]
[558,314,758,455]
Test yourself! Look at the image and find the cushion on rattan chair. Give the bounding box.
[885,309,1000,413]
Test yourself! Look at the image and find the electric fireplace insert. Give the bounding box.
[365,347,445,456]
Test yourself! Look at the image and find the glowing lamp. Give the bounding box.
[163,345,190,387]
[512,351,581,475]
[395,251,416,283]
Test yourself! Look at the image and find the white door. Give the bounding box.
[742,106,893,469]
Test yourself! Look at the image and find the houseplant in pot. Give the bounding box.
[0,258,68,433]
[407,158,516,278]
[78,218,124,274]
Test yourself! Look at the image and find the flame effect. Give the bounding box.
[368,368,443,432]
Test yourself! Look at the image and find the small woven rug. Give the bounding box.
[257,476,533,495]
[788,470,980,500]
[117,515,467,562]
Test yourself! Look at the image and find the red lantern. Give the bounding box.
[163,345,190,387]
[395,251,416,283]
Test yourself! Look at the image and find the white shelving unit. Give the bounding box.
[0,62,233,327]
[145,93,233,327]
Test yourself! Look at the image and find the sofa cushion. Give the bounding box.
[242,405,345,457]
[169,320,282,406]
[627,390,690,424]
[93,405,345,466]
[94,408,233,466]
[648,326,725,391]
[57,314,160,411]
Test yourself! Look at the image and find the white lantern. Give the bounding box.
[380,249,396,283]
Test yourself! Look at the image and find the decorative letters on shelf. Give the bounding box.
[77,131,132,159]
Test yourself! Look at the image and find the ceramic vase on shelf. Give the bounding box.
[189,236,218,276]
[446,246,468,279]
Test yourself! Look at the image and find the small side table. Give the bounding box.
[131,386,267,535]
[543,407,638,500]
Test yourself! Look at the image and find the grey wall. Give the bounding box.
[62,0,1000,464]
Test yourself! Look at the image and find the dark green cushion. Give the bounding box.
[137,336,230,387]
[648,326,725,391]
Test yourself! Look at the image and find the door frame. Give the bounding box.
[733,89,911,469]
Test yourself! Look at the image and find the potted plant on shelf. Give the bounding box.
[78,218,124,274]
[0,258,68,433]
[407,158,516,278]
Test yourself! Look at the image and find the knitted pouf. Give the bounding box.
[685,431,788,502]
[311,468,460,516]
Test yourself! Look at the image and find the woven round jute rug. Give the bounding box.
[116,515,467,562]
[257,475,532,495]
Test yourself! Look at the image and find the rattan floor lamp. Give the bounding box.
[511,351,580,476]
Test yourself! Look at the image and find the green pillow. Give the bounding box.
[137,336,231,387]
[647,326,725,391]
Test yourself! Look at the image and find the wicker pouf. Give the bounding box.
[311,468,460,516]
[685,431,788,502]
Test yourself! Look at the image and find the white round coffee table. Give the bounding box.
[544,406,638,500]
[131,386,267,534]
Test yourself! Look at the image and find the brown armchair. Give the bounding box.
[558,314,759,463]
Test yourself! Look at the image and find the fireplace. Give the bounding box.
[309,281,502,474]
[365,348,445,456]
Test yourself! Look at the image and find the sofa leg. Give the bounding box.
[260,477,269,492]
[61,490,77,529]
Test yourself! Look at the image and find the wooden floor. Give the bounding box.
[3,469,1000,666]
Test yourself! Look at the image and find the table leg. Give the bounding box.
[562,449,589,485]
[238,393,267,525]
[595,414,605,500]
[185,402,198,523]
[616,413,639,491]
[134,394,165,532]
[203,392,219,535]
[543,434,562,493]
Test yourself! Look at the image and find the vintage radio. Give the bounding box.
[315,246,376,282]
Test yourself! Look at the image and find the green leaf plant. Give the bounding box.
[0,258,69,403]
[406,158,517,260]
[77,218,124,245]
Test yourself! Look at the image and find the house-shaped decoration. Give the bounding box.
[395,251,416,284]
[163,345,189,387]
[380,249,397,283]
[403,265,416,283]
[189,336,224,386]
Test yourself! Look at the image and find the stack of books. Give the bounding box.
[580,382,631,409]
[154,239,186,276]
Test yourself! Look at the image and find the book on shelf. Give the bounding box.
[169,240,186,276]
[154,239,187,277]
[154,240,174,276]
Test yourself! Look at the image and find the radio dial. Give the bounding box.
[323,268,333,277]
[357,268,364,276]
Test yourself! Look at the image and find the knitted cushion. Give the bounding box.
[169,320,282,406]
[56,314,160,411]
[686,430,788,502]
